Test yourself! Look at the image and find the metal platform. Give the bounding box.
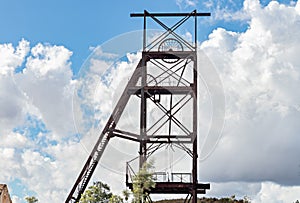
[126,168,210,196]
[127,182,210,194]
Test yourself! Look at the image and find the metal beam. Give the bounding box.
[130,13,211,17]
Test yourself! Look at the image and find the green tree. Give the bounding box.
[109,194,124,203]
[80,181,113,203]
[25,196,38,203]
[122,189,130,202]
[132,160,156,203]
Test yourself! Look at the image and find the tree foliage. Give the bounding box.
[109,194,124,203]
[122,189,130,202]
[25,196,38,203]
[80,181,112,203]
[132,160,156,203]
[155,197,251,203]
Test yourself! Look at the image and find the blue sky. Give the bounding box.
[0,0,186,73]
[1,0,300,202]
[1,0,294,74]
[0,0,249,74]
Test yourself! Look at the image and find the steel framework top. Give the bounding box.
[130,11,211,17]
[130,10,211,52]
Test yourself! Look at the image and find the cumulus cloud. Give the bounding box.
[199,0,300,191]
[0,40,30,135]
[176,0,198,10]
[16,43,76,139]
[0,75,27,135]
[252,182,300,203]
[25,43,72,77]
[201,0,249,22]
[0,39,78,202]
[0,39,29,75]
[0,132,27,148]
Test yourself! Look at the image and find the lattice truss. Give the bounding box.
[117,54,196,155]
[113,10,199,156]
[65,10,211,203]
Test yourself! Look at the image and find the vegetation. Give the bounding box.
[122,189,130,202]
[25,196,38,203]
[79,160,155,203]
[154,196,251,203]
[109,194,124,203]
[80,181,113,203]
[132,160,156,203]
[79,181,128,203]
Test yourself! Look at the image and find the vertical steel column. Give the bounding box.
[139,11,147,169]
[143,10,147,51]
[192,10,198,203]
[192,59,198,203]
[140,18,147,170]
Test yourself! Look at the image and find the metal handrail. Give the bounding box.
[126,160,192,184]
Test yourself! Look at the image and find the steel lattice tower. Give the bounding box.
[66,10,210,203]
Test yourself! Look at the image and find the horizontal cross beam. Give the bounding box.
[130,12,211,17]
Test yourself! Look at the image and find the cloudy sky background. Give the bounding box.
[1,0,300,202]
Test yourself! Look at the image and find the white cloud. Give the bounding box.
[202,0,250,22]
[176,0,198,10]
[0,39,29,75]
[15,43,76,139]
[0,132,27,148]
[205,182,300,202]
[0,148,23,182]
[243,0,261,14]
[198,0,300,200]
[0,75,27,135]
[19,147,82,202]
[0,40,78,202]
[0,39,30,136]
[25,43,72,77]
[252,182,300,203]
[206,181,261,199]
[201,28,239,52]
[11,196,22,203]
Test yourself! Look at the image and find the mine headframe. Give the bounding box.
[65,10,210,203]
[126,10,210,203]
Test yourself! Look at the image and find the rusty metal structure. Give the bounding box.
[66,10,210,203]
[0,184,12,203]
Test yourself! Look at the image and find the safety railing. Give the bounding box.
[126,160,192,184]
